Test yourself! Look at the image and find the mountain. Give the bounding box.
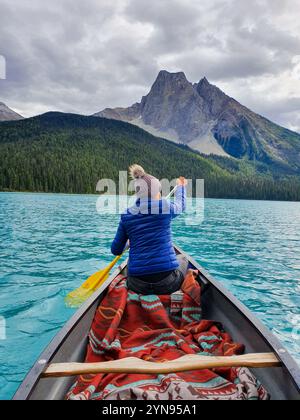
[94,70,300,173]
[0,102,23,121]
[0,112,299,201]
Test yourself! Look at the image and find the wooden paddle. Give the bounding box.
[43,353,280,378]
[65,186,178,308]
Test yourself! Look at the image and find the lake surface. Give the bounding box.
[0,192,300,400]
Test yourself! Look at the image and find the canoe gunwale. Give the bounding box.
[13,246,300,400]
[174,245,300,392]
[13,259,128,401]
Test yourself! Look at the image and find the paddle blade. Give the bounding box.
[65,253,124,308]
[65,269,110,308]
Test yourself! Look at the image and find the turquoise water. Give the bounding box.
[0,193,300,400]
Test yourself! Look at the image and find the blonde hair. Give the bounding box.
[129,164,146,180]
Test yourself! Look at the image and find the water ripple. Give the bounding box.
[0,193,300,400]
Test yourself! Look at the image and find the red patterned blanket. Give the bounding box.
[66,272,269,400]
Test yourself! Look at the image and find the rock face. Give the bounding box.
[94,70,300,170]
[0,102,24,121]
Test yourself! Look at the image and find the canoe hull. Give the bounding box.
[14,247,300,400]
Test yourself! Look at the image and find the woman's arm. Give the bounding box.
[170,177,187,219]
[111,219,128,256]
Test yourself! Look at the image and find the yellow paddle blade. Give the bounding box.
[65,254,123,308]
[64,270,108,308]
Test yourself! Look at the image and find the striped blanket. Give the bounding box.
[66,271,269,400]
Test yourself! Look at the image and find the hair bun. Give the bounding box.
[129,164,146,179]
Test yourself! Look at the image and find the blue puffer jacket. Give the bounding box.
[111,186,186,276]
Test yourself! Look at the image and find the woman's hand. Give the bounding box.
[177,177,188,187]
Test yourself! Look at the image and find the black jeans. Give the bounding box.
[127,255,189,295]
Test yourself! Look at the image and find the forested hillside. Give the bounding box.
[0,112,300,201]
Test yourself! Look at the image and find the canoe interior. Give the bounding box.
[14,248,300,400]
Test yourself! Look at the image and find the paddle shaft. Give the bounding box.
[43,353,280,378]
[166,185,178,200]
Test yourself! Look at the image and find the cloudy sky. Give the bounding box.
[0,0,300,132]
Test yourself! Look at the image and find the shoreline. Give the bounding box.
[1,190,300,204]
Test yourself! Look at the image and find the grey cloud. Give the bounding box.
[274,111,300,133]
[243,97,300,133]
[0,0,299,131]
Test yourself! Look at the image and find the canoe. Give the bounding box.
[14,245,300,400]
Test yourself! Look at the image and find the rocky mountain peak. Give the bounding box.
[145,70,192,99]
[195,78,235,118]
[196,77,224,99]
[94,70,300,168]
[139,70,208,141]
[155,70,188,83]
[197,76,210,88]
[0,102,24,122]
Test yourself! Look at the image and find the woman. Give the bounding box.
[111,165,188,295]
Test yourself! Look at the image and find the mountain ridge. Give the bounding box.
[0,111,300,201]
[0,102,24,122]
[94,70,300,173]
